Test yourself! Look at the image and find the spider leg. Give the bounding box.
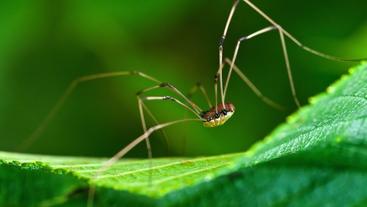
[135,79,206,186]
[242,0,367,62]
[18,71,159,151]
[223,26,276,99]
[214,63,225,112]
[224,58,284,110]
[137,93,203,153]
[220,25,299,107]
[136,84,205,157]
[217,0,240,110]
[140,96,201,118]
[137,98,170,154]
[187,82,212,108]
[220,0,367,108]
[219,0,240,68]
[278,30,300,107]
[136,94,203,175]
[137,98,152,160]
[18,71,200,151]
[137,83,202,113]
[86,118,201,207]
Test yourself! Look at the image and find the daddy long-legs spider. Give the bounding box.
[13,0,366,205]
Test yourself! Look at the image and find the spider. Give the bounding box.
[16,0,365,205]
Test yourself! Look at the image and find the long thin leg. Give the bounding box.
[18,72,200,151]
[223,26,277,99]
[137,98,152,161]
[137,93,203,147]
[139,100,169,150]
[17,71,159,151]
[278,30,300,107]
[241,0,367,62]
[136,95,203,186]
[220,25,300,107]
[187,82,213,108]
[137,83,202,113]
[182,82,212,156]
[139,96,202,119]
[136,82,205,153]
[221,26,300,107]
[222,0,366,64]
[137,98,159,186]
[214,64,226,112]
[218,0,240,111]
[219,63,226,108]
[220,0,367,108]
[219,0,240,68]
[214,75,218,111]
[87,118,201,207]
[224,58,283,110]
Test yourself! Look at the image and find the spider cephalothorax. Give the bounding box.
[201,103,235,127]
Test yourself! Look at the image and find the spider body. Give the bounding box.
[201,103,235,127]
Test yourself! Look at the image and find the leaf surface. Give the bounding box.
[1,63,367,207]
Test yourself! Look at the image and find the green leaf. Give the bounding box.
[1,62,367,206]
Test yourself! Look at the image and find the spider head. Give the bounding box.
[201,103,235,127]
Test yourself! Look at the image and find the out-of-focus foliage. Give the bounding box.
[0,0,366,157]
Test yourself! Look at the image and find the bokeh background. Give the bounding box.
[1,0,366,158]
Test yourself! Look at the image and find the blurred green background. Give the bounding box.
[0,0,366,158]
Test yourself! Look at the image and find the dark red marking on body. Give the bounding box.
[200,103,235,121]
